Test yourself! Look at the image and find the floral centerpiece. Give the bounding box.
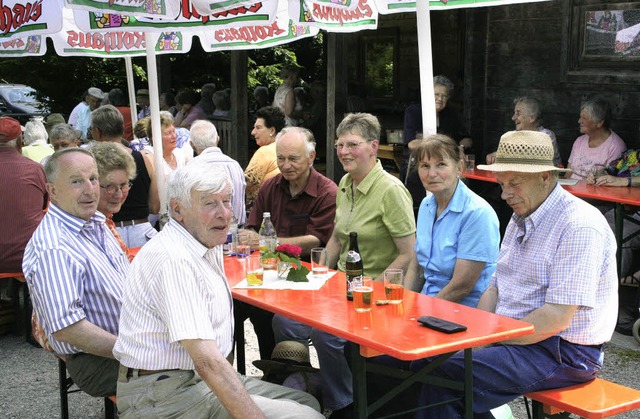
[262,244,310,282]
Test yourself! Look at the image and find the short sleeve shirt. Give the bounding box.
[492,184,618,345]
[334,161,416,279]
[568,131,626,179]
[415,180,500,307]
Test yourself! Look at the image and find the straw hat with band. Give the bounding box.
[477,130,570,173]
[253,341,319,375]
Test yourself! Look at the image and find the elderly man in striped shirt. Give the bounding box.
[113,161,323,418]
[23,148,129,397]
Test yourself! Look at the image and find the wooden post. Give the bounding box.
[230,51,249,167]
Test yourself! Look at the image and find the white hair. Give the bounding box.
[276,126,316,157]
[23,119,48,145]
[167,161,232,216]
[189,120,219,152]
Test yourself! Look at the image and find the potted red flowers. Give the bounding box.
[262,244,310,282]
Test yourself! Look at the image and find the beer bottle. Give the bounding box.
[259,212,278,270]
[345,232,363,301]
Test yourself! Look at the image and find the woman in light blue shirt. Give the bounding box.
[405,134,500,307]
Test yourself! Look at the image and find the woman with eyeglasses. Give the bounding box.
[89,141,137,260]
[272,113,416,417]
[89,105,159,248]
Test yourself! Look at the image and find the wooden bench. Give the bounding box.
[525,378,640,418]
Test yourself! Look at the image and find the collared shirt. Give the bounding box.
[21,141,54,164]
[335,160,416,279]
[0,147,48,272]
[73,103,91,139]
[192,147,247,225]
[113,220,234,370]
[22,203,129,355]
[416,180,499,307]
[246,168,338,246]
[493,184,618,345]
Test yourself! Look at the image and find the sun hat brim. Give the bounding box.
[253,359,319,374]
[477,163,570,173]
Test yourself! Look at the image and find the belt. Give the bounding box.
[116,217,148,227]
[118,365,179,382]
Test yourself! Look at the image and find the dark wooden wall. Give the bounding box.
[468,0,640,164]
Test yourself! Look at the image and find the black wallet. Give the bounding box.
[417,316,467,334]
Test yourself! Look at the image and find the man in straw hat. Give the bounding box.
[113,162,323,418]
[408,130,618,418]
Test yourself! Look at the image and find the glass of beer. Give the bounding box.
[352,276,373,312]
[384,269,404,304]
[246,254,264,286]
[311,247,328,278]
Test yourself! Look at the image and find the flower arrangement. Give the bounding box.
[262,244,310,282]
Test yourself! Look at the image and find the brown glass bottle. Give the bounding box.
[344,232,363,301]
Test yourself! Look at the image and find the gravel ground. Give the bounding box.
[1,323,638,418]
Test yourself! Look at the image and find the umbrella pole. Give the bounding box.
[416,1,437,136]
[125,57,138,126]
[145,32,167,227]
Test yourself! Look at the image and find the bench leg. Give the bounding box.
[58,358,70,419]
[531,400,571,419]
[104,397,116,419]
[235,318,246,375]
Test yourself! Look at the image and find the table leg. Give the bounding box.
[350,344,368,418]
[235,318,246,375]
[615,203,623,277]
[463,348,473,419]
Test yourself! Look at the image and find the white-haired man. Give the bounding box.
[189,119,246,225]
[113,163,323,418]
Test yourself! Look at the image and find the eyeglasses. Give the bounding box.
[434,93,449,99]
[100,181,133,194]
[334,140,368,151]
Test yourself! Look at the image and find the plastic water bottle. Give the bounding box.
[259,212,278,270]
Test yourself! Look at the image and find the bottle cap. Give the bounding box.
[263,212,271,217]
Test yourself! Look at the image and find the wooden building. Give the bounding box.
[333,0,640,169]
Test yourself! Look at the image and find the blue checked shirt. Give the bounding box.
[23,203,129,355]
[492,184,618,345]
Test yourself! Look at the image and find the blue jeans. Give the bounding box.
[272,315,353,411]
[411,336,603,418]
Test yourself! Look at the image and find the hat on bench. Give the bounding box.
[253,341,319,374]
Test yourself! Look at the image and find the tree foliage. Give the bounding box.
[0,34,325,118]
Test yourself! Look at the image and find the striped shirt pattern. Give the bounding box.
[113,220,234,370]
[493,184,618,345]
[22,203,129,355]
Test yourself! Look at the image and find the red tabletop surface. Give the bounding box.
[226,257,534,361]
[464,168,640,207]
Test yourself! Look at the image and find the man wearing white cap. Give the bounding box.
[410,130,618,418]
[69,87,106,140]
